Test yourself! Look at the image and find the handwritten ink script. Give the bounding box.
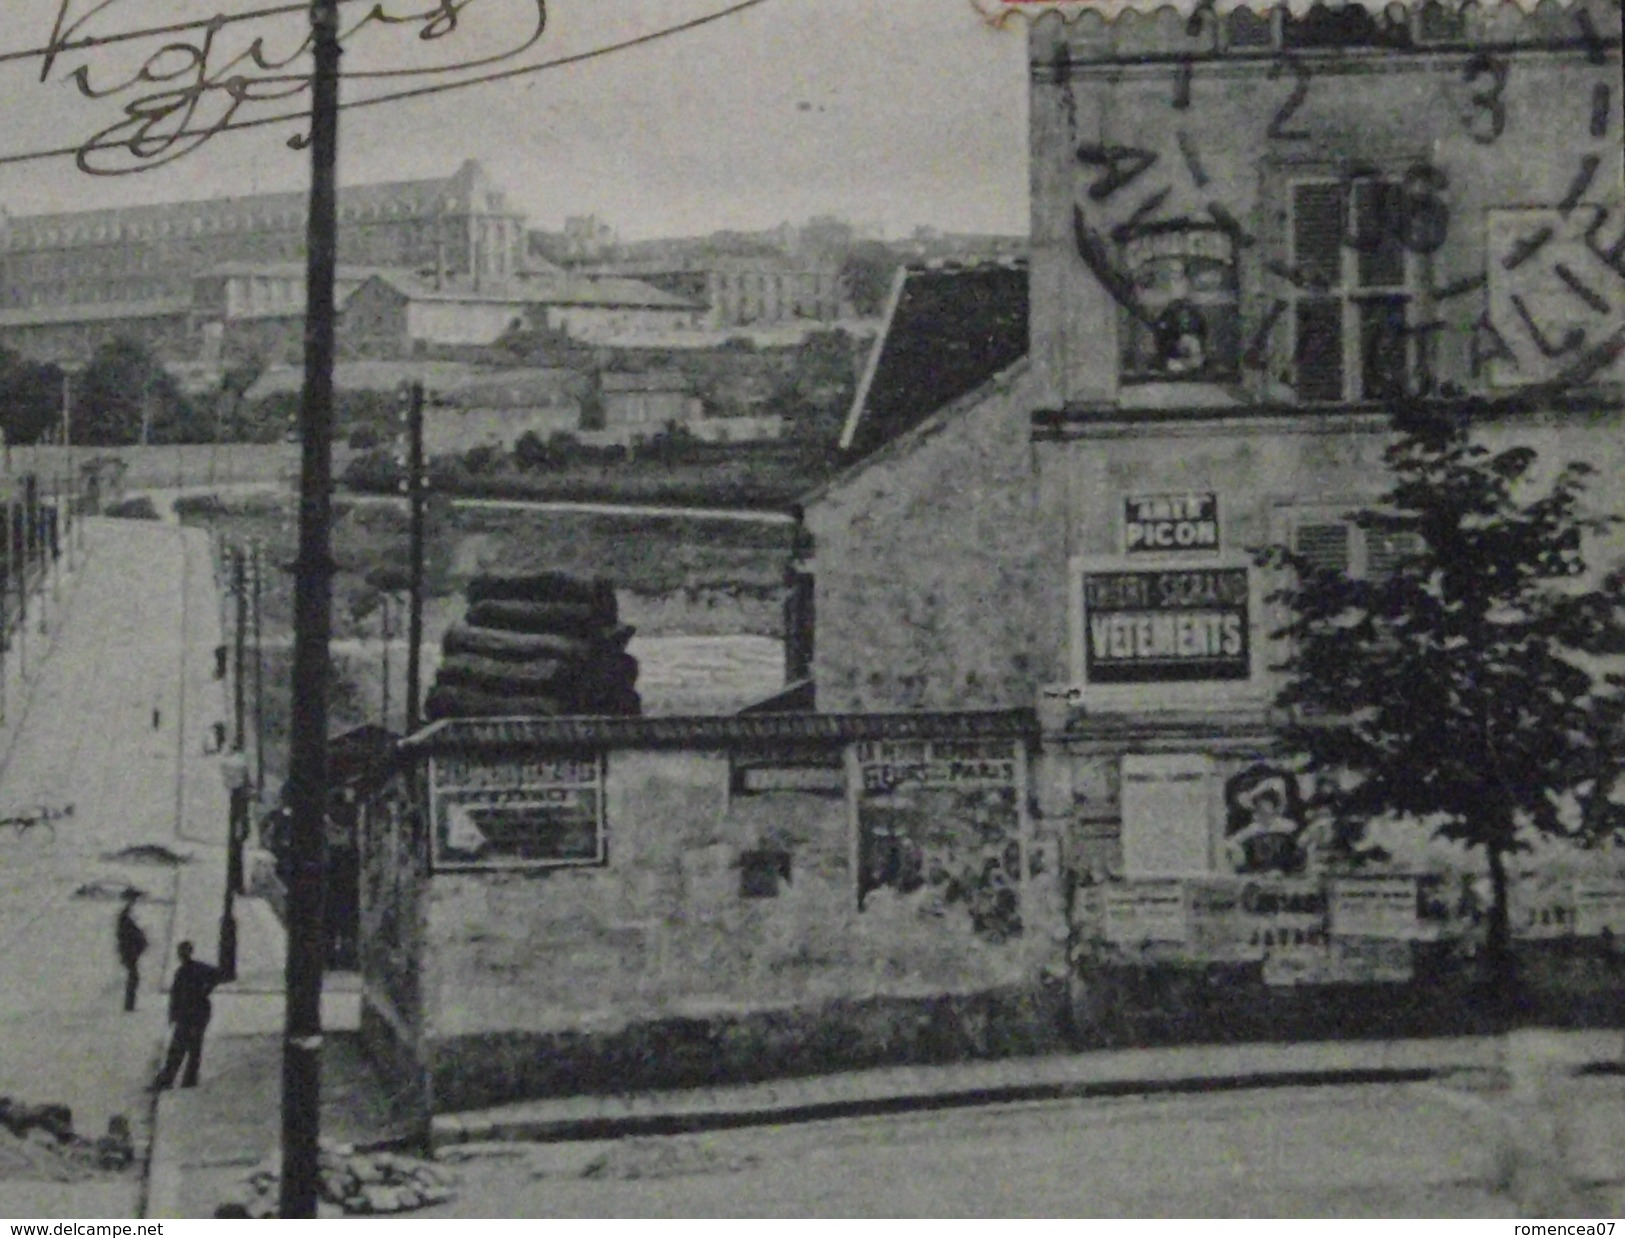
[37,0,548,174]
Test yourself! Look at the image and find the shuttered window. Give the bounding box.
[1292,519,1424,579]
[1288,179,1415,403]
[1292,523,1352,573]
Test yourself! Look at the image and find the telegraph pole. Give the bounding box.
[281,0,341,1217]
[404,381,426,734]
[233,547,247,753]
[252,539,265,796]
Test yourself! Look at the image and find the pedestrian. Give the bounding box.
[150,941,223,1090]
[115,891,147,1013]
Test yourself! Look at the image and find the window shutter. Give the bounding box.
[1292,183,1344,288]
[1354,181,1405,289]
[1366,531,1423,577]
[1295,298,1344,402]
[1293,522,1352,574]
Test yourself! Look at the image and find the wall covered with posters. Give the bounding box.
[359,719,1069,1115]
[1045,743,1625,1039]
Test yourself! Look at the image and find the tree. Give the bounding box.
[1258,401,1625,1018]
[0,349,65,446]
[74,337,200,445]
[774,329,859,460]
[839,241,898,317]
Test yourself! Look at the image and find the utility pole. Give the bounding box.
[379,592,392,734]
[233,546,247,753]
[252,539,265,796]
[404,381,426,734]
[281,0,341,1217]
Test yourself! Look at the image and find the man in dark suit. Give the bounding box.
[150,941,223,1090]
[114,891,147,1013]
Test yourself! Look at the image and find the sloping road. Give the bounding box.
[0,519,238,1217]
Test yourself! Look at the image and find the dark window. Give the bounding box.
[1295,298,1344,403]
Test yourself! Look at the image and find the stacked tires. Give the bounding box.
[426,572,640,720]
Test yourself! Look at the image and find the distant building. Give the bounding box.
[192,262,398,366]
[0,160,528,363]
[594,370,705,440]
[341,270,704,357]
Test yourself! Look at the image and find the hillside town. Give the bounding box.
[0,0,1623,1222]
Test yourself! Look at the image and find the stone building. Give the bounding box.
[0,160,526,362]
[804,0,1625,1008]
[357,1,1625,1119]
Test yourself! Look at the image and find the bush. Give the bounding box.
[340,449,401,493]
[348,426,382,450]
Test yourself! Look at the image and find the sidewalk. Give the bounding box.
[144,524,389,1219]
[429,1028,1625,1150]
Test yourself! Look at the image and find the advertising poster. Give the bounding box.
[1333,938,1415,984]
[1233,880,1330,985]
[1101,880,1187,945]
[1510,870,1577,939]
[852,739,1026,939]
[429,752,604,871]
[1573,875,1625,937]
[1185,879,1263,962]
[1123,492,1220,555]
[1121,753,1213,877]
[1080,567,1251,684]
[1329,876,1424,940]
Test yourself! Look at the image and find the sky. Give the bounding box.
[0,0,1031,239]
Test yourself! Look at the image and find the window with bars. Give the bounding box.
[1289,179,1414,404]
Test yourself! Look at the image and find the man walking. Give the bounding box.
[114,891,147,1013]
[150,941,223,1090]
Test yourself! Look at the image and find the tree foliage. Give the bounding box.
[0,348,65,446]
[1258,402,1625,1006]
[839,241,899,317]
[73,337,203,445]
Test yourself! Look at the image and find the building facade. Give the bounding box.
[806,0,1625,1018]
[356,2,1625,1119]
[0,160,527,362]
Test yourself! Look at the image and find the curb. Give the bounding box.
[429,1055,1625,1150]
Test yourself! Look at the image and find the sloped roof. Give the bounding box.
[0,297,192,327]
[350,270,702,310]
[838,259,1028,462]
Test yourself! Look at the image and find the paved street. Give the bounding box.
[0,518,244,1217]
[429,1078,1625,1218]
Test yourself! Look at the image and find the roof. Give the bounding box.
[400,708,1038,754]
[195,261,403,282]
[0,298,192,328]
[328,724,399,784]
[599,370,693,393]
[547,275,703,310]
[838,259,1028,461]
[0,160,508,242]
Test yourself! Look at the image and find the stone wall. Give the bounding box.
[404,742,1066,1111]
[806,364,1042,712]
